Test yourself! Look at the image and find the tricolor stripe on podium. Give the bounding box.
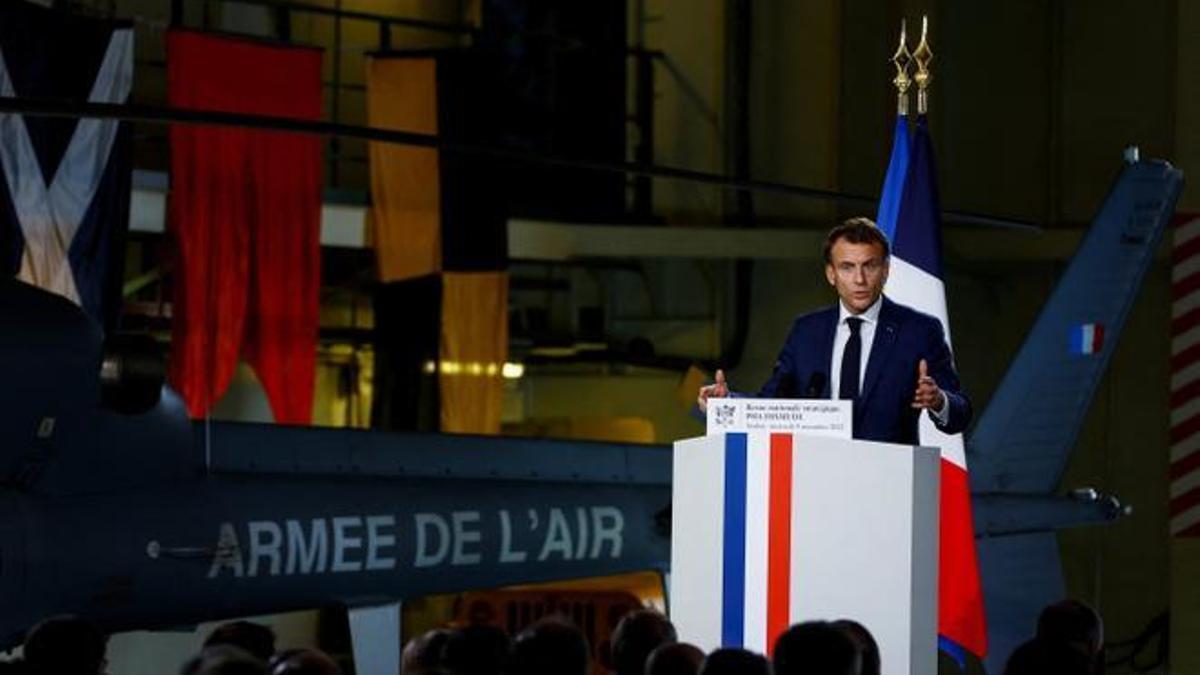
[716,432,797,654]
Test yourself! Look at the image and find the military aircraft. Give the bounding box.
[0,155,1181,674]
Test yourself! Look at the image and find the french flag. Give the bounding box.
[1070,323,1105,355]
[877,114,988,660]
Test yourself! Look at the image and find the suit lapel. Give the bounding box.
[819,307,837,398]
[860,296,900,404]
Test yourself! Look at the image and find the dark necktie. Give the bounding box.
[839,317,864,400]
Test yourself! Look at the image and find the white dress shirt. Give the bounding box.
[830,296,881,399]
[829,295,950,422]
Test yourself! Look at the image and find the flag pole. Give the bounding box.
[913,15,933,115]
[891,19,913,116]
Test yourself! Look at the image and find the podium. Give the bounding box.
[670,432,939,675]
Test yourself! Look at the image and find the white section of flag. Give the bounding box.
[886,257,967,469]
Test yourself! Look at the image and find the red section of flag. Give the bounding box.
[167,30,322,424]
[767,433,793,655]
[939,461,988,657]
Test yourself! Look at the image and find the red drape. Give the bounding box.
[167,30,322,424]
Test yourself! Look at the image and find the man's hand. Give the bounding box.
[697,369,729,413]
[911,359,946,410]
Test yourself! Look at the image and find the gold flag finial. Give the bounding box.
[913,15,933,114]
[890,19,912,116]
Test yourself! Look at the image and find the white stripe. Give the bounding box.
[1082,325,1096,354]
[1171,471,1200,500]
[1173,324,1200,354]
[1177,218,1200,248]
[1171,503,1200,536]
[742,434,770,654]
[886,258,952,345]
[886,258,968,468]
[1172,397,1200,427]
[1171,435,1200,463]
[0,29,132,308]
[1171,361,1200,392]
[1173,288,1200,319]
[1175,252,1200,282]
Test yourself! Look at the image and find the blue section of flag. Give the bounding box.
[876,115,911,244]
[1069,323,1100,355]
[721,433,748,647]
[893,115,944,279]
[938,635,968,671]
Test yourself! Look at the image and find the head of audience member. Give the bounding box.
[1004,638,1092,675]
[22,615,107,675]
[439,625,512,675]
[698,648,770,675]
[610,610,677,675]
[510,617,590,675]
[1037,599,1104,667]
[185,645,269,675]
[268,648,342,675]
[831,619,880,675]
[402,628,452,675]
[204,621,277,663]
[773,621,862,675]
[645,642,704,675]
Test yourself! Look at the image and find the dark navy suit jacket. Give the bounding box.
[757,296,971,445]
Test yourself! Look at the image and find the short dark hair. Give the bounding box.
[610,610,677,675]
[511,618,591,675]
[1036,599,1103,653]
[204,621,277,663]
[831,619,880,675]
[23,615,107,675]
[823,217,890,264]
[773,621,861,675]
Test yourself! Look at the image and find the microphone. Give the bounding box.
[806,372,827,397]
[774,372,797,398]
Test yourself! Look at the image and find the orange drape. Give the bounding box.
[439,272,508,434]
[367,56,442,282]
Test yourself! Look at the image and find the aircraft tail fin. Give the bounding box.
[968,159,1183,492]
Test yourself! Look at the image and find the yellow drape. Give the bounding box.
[366,56,441,282]
[439,271,508,434]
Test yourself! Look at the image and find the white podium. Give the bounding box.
[670,432,939,675]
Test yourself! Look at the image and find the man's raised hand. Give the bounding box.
[697,369,729,413]
[911,359,945,410]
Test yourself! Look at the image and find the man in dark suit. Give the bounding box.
[697,217,971,445]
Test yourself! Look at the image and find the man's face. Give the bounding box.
[824,238,889,314]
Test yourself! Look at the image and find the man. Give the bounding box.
[698,217,971,444]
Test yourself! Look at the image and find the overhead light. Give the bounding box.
[502,362,525,379]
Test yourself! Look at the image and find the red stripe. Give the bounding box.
[766,433,793,656]
[1173,271,1200,300]
[1171,413,1200,447]
[1171,485,1200,517]
[1173,235,1200,265]
[1093,324,1105,352]
[1169,446,1200,480]
[1175,518,1200,538]
[1173,213,1200,229]
[1172,307,1200,336]
[1172,379,1200,408]
[1172,342,1200,370]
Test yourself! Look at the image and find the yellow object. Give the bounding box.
[367,56,442,282]
[439,272,508,434]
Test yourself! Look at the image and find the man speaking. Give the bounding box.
[697,217,971,445]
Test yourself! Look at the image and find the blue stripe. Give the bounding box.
[1069,325,1084,354]
[938,635,967,671]
[893,115,944,279]
[721,433,748,647]
[876,115,911,243]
